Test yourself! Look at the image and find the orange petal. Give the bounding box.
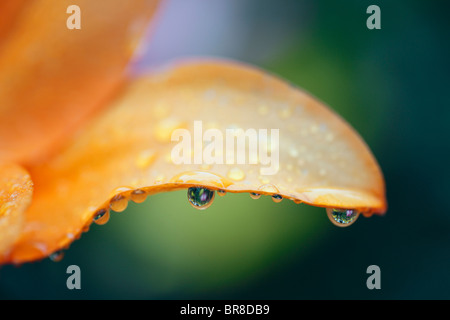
[2,60,386,264]
[0,0,160,165]
[0,163,33,258]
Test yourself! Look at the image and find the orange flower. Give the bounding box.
[0,1,386,265]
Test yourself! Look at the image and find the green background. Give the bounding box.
[1,0,449,299]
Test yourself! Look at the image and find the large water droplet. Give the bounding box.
[93,208,110,225]
[130,189,147,203]
[326,208,359,227]
[250,192,261,199]
[110,194,128,212]
[49,250,64,262]
[187,187,215,210]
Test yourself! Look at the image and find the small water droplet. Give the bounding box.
[326,208,359,227]
[293,199,302,204]
[110,194,128,212]
[49,250,64,262]
[272,194,283,203]
[227,167,245,181]
[187,187,215,210]
[258,184,279,194]
[130,189,147,203]
[135,150,156,169]
[289,147,299,158]
[217,190,227,196]
[93,208,110,225]
[278,106,292,119]
[154,118,185,143]
[250,193,261,199]
[258,104,269,116]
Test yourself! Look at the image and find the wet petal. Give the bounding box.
[0,163,33,258]
[3,60,386,264]
[0,0,160,165]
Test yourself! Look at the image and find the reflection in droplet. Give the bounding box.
[93,208,110,225]
[326,208,360,227]
[187,187,215,210]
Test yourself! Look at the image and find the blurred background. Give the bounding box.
[1,0,449,299]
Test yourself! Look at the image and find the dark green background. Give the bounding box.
[1,0,449,299]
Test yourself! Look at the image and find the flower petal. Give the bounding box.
[0,0,160,165]
[2,60,386,264]
[0,163,33,258]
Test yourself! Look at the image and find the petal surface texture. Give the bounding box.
[0,163,33,258]
[0,0,160,165]
[3,61,386,264]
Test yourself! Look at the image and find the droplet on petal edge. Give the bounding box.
[49,250,64,262]
[217,190,227,196]
[109,194,128,212]
[272,194,283,203]
[250,193,261,199]
[130,189,147,203]
[326,208,360,227]
[93,208,110,225]
[187,187,215,210]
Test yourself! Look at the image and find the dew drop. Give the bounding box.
[258,184,279,194]
[250,193,261,200]
[135,150,156,169]
[49,250,64,262]
[130,189,147,203]
[293,199,302,204]
[217,190,227,196]
[272,194,283,203]
[257,104,269,116]
[227,167,245,181]
[326,208,359,227]
[110,194,128,212]
[187,187,215,210]
[93,208,110,225]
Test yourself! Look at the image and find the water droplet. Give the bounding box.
[110,194,128,212]
[272,194,283,203]
[250,193,261,199]
[326,208,359,227]
[278,106,292,119]
[289,147,299,158]
[227,167,245,181]
[217,190,227,196]
[154,174,165,183]
[258,184,279,194]
[130,189,147,203]
[258,104,269,116]
[293,199,302,204]
[154,118,185,143]
[135,150,156,169]
[187,187,215,210]
[49,250,64,262]
[93,208,110,225]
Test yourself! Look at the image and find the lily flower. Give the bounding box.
[0,0,386,265]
